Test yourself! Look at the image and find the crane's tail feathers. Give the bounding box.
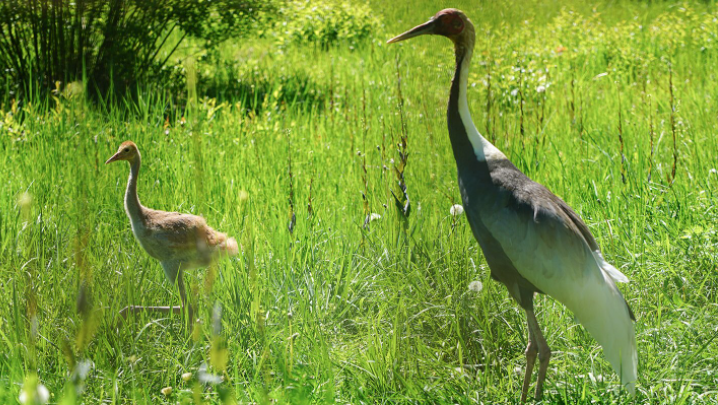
[220,237,239,257]
[568,275,637,395]
[592,251,630,283]
[202,226,239,259]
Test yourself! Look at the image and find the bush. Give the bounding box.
[0,0,267,101]
[262,0,380,49]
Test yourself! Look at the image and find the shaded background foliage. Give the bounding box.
[0,0,266,100]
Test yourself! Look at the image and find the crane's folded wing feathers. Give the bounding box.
[481,178,629,297]
[482,186,593,297]
[140,210,237,265]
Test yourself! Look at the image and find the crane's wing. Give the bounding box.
[142,209,238,266]
[144,211,207,250]
[135,210,211,265]
[480,178,629,303]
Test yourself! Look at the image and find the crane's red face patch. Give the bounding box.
[434,9,465,36]
[386,8,468,45]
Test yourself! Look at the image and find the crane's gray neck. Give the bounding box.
[448,43,505,170]
[125,157,145,223]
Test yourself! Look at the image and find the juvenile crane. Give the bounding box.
[389,9,637,401]
[106,141,238,323]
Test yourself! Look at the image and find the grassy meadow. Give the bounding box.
[2,0,718,403]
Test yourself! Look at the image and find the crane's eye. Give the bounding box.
[453,19,462,29]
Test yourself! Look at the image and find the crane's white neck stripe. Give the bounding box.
[457,50,506,162]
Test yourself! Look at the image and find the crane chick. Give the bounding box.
[106,141,238,323]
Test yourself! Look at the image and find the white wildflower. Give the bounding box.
[182,372,193,382]
[450,204,464,216]
[19,382,49,405]
[198,362,223,385]
[536,85,546,93]
[161,387,172,396]
[70,360,93,395]
[369,213,381,222]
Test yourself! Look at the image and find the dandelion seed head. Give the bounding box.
[468,280,483,293]
[161,387,172,396]
[450,204,464,216]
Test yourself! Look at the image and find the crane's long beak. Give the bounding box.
[387,19,437,44]
[105,152,122,164]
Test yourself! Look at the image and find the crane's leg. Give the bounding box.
[118,305,181,318]
[520,321,538,402]
[176,271,194,324]
[118,263,191,326]
[118,293,191,324]
[526,308,551,400]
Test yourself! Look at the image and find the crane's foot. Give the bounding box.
[534,345,551,400]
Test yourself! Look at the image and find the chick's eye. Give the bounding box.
[124,148,130,152]
[453,19,462,28]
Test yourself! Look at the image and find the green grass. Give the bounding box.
[2,0,718,403]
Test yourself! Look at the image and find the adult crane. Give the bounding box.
[388,9,637,401]
[106,141,239,323]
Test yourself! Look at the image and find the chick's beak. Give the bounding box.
[105,152,122,164]
[387,19,437,44]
